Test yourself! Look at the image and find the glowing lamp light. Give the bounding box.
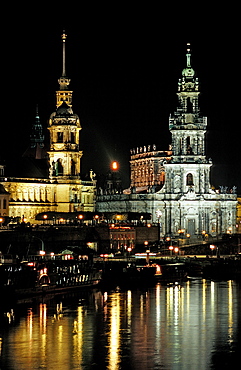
[39,250,45,256]
[111,161,118,170]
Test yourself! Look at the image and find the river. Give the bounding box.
[1,279,241,369]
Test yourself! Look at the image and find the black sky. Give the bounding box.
[2,7,240,190]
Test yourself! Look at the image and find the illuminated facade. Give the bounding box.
[237,197,241,233]
[0,33,96,223]
[97,45,237,237]
[129,146,172,192]
[0,181,9,221]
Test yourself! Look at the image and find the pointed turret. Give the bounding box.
[48,32,82,181]
[168,44,208,160]
[22,105,46,160]
[170,43,204,129]
[30,105,45,149]
[56,31,73,107]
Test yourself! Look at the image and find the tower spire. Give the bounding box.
[62,30,67,77]
[186,43,191,67]
[57,31,72,107]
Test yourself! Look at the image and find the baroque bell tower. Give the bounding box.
[164,43,212,195]
[48,31,82,182]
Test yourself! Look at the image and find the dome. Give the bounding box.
[56,101,73,116]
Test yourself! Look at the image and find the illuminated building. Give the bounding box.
[0,182,9,222]
[0,32,96,224]
[129,146,172,192]
[237,197,241,233]
[96,45,237,237]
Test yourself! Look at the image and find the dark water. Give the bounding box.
[1,280,241,369]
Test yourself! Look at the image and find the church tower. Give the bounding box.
[164,43,212,196]
[48,32,82,182]
[96,43,237,238]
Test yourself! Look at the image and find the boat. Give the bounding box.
[0,259,102,300]
[154,262,188,283]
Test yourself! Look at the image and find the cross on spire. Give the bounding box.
[57,31,72,106]
[62,30,67,77]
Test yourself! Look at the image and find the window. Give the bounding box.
[57,132,63,142]
[186,173,194,186]
[71,132,75,143]
[56,159,63,176]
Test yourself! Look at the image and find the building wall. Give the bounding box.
[0,194,9,219]
[130,147,172,189]
[96,192,237,237]
[237,197,241,233]
[2,179,95,223]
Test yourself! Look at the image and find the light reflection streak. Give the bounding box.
[140,293,144,322]
[27,308,33,342]
[103,291,108,321]
[156,283,161,331]
[58,325,63,356]
[107,293,121,370]
[39,303,47,334]
[228,280,233,342]
[1,281,239,369]
[155,284,161,357]
[210,280,215,320]
[202,279,207,321]
[127,290,132,328]
[73,306,83,366]
[39,304,47,369]
[186,280,190,317]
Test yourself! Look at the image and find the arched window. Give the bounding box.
[56,159,63,176]
[57,132,63,142]
[186,173,194,186]
[71,159,76,175]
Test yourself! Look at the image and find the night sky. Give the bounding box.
[2,8,240,191]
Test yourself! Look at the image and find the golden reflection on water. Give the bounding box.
[107,293,121,370]
[72,306,83,367]
[1,280,239,369]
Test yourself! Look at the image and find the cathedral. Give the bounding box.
[0,32,96,224]
[96,45,238,238]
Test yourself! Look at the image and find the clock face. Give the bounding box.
[182,67,195,77]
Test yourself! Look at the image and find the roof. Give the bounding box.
[0,184,9,194]
[5,156,49,179]
[56,101,73,116]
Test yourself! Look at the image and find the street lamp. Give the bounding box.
[144,241,149,265]
[127,246,132,260]
[32,235,45,253]
[169,245,174,256]
[174,247,179,255]
[186,234,190,245]
[210,244,215,257]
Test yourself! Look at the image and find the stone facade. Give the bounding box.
[96,45,237,238]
